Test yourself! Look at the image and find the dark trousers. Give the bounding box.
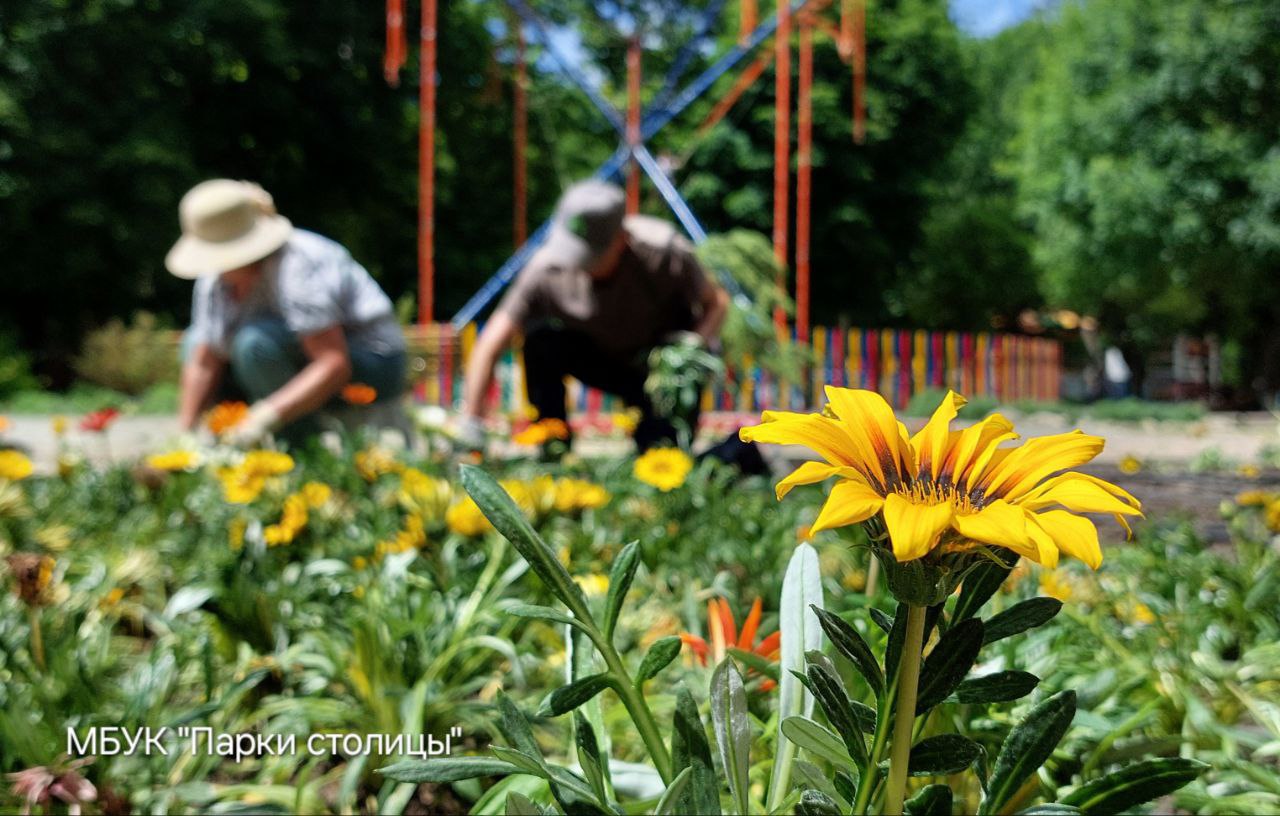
[522,326,699,451]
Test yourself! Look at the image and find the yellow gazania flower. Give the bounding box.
[242,450,295,476]
[1119,455,1142,475]
[217,467,266,504]
[446,497,494,537]
[634,447,694,492]
[554,478,610,513]
[1236,489,1273,507]
[397,468,452,520]
[265,494,308,547]
[0,450,34,481]
[145,450,200,472]
[300,481,332,508]
[740,388,1142,568]
[355,446,402,482]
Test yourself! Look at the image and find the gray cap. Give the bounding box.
[542,180,626,270]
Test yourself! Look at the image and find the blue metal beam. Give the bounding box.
[648,0,731,114]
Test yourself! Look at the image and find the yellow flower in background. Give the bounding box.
[741,388,1141,568]
[634,447,694,492]
[300,481,332,508]
[355,446,402,482]
[52,416,68,436]
[34,524,73,552]
[1119,455,1142,475]
[613,410,640,434]
[145,450,200,472]
[0,450,34,481]
[102,587,126,608]
[1266,501,1280,533]
[352,555,368,571]
[398,468,452,520]
[217,467,266,504]
[228,518,246,551]
[264,494,309,546]
[1118,599,1156,626]
[554,478,610,512]
[375,514,427,558]
[574,573,610,597]
[1039,570,1074,602]
[1237,463,1261,479]
[446,497,494,537]
[242,450,294,476]
[1236,489,1273,507]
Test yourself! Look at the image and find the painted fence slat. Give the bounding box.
[405,323,1062,417]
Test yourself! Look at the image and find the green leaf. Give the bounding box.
[781,716,859,772]
[537,673,613,717]
[506,603,585,630]
[497,693,541,758]
[793,761,846,809]
[636,636,682,684]
[980,690,1078,815]
[833,771,858,810]
[954,671,1041,704]
[726,647,781,682]
[907,734,983,776]
[671,684,720,815]
[504,792,546,816]
[886,602,943,683]
[916,618,985,712]
[655,767,693,816]
[1060,758,1209,815]
[378,757,518,783]
[905,784,954,815]
[603,541,640,641]
[869,607,894,634]
[489,747,548,778]
[982,597,1062,645]
[574,714,609,806]
[461,466,592,623]
[1016,806,1082,815]
[797,789,843,816]
[711,659,753,816]
[812,605,884,696]
[954,548,1020,622]
[805,659,869,765]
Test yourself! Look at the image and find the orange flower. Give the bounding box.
[80,407,119,432]
[513,418,571,446]
[342,383,378,405]
[207,401,249,435]
[680,597,781,692]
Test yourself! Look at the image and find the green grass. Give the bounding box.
[0,382,178,415]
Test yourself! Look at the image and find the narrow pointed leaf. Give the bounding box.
[537,673,613,717]
[497,693,541,757]
[654,767,692,816]
[671,685,720,815]
[980,690,1078,815]
[905,784,954,816]
[727,647,781,682]
[954,548,1020,622]
[886,602,944,683]
[574,714,608,805]
[504,792,546,816]
[793,760,845,808]
[812,605,884,696]
[982,597,1062,644]
[954,671,1041,704]
[1060,758,1209,815]
[781,716,858,772]
[636,636,682,684]
[711,659,752,816]
[907,734,983,776]
[833,771,858,809]
[797,789,843,816]
[768,543,824,812]
[869,607,894,634]
[378,757,518,783]
[506,603,585,630]
[603,541,640,641]
[916,618,985,712]
[806,661,869,765]
[1017,806,1082,815]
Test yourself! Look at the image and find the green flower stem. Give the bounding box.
[884,604,926,815]
[29,609,45,671]
[596,640,675,784]
[853,677,895,815]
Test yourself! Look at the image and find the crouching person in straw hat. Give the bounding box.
[167,179,406,447]
[458,179,730,454]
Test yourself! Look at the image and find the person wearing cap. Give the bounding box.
[167,179,406,446]
[459,180,730,452]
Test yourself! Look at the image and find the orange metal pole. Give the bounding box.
[626,36,642,215]
[696,51,773,137]
[513,19,528,247]
[418,0,437,324]
[385,0,406,86]
[853,0,866,144]
[741,0,758,44]
[772,0,792,333]
[796,16,813,343]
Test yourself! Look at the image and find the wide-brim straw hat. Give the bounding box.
[165,179,293,279]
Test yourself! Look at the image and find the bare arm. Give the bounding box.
[695,284,730,343]
[261,325,353,424]
[462,311,519,419]
[178,344,226,430]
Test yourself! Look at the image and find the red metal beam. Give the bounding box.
[853,0,866,144]
[772,0,792,333]
[418,0,437,324]
[796,15,813,342]
[384,0,406,86]
[695,51,773,137]
[626,36,642,215]
[513,19,528,247]
[740,0,758,44]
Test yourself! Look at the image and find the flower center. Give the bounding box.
[895,477,986,513]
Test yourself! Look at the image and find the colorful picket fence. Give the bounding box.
[405,324,1062,416]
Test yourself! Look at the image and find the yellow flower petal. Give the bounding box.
[910,390,966,480]
[952,499,1033,553]
[811,480,886,534]
[1025,518,1061,567]
[976,431,1105,501]
[824,386,914,488]
[882,493,953,562]
[739,411,856,467]
[941,413,1017,487]
[1030,510,1103,569]
[775,461,869,499]
[1018,474,1144,521]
